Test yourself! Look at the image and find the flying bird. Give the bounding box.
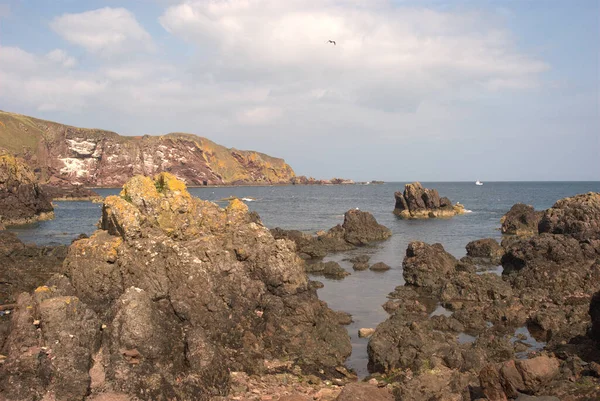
[327,40,336,45]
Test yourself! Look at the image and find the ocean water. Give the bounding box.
[8,181,600,376]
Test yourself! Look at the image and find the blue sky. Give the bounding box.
[0,0,598,181]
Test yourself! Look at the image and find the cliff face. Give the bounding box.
[0,111,295,186]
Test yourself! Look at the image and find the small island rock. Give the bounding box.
[393,182,464,219]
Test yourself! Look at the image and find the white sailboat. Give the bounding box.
[475,180,483,186]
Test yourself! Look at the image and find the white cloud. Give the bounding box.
[46,49,77,68]
[159,0,548,114]
[50,7,154,56]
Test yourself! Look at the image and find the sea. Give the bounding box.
[8,181,600,377]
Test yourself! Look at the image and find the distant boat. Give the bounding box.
[475,180,483,186]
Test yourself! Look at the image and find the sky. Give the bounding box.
[0,0,598,181]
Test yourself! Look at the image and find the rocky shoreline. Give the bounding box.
[1,176,599,400]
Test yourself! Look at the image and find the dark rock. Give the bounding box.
[272,210,390,259]
[393,182,464,219]
[463,238,504,265]
[538,192,600,241]
[352,261,369,271]
[403,241,457,288]
[369,262,390,272]
[500,203,542,236]
[590,291,600,341]
[306,261,350,279]
[341,209,391,245]
[0,153,54,226]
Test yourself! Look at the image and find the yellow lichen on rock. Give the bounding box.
[154,172,188,194]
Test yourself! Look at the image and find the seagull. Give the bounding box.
[327,40,336,46]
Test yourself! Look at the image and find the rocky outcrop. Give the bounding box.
[271,210,391,259]
[538,192,600,240]
[0,110,295,186]
[393,182,464,219]
[500,203,542,236]
[0,173,351,400]
[0,153,54,226]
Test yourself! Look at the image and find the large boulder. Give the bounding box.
[402,241,458,288]
[0,153,54,226]
[393,182,464,219]
[340,209,391,245]
[480,356,560,400]
[42,173,352,400]
[500,203,542,236]
[538,192,600,241]
[463,238,504,265]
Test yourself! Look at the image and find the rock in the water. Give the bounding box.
[305,261,350,279]
[358,328,375,338]
[341,209,392,245]
[500,203,542,236]
[538,192,600,241]
[271,210,391,259]
[463,238,504,265]
[369,262,391,272]
[0,153,54,226]
[393,182,464,219]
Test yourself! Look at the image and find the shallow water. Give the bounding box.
[8,181,600,376]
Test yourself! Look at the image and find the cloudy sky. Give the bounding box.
[0,0,598,181]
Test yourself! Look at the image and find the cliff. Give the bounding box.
[0,110,296,186]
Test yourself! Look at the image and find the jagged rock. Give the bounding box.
[0,153,54,226]
[369,262,390,272]
[305,261,350,279]
[271,210,391,259]
[0,110,296,186]
[500,203,542,236]
[53,173,350,400]
[393,182,464,219]
[538,192,600,241]
[501,234,600,298]
[403,242,458,288]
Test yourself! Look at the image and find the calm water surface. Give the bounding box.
[9,182,600,376]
